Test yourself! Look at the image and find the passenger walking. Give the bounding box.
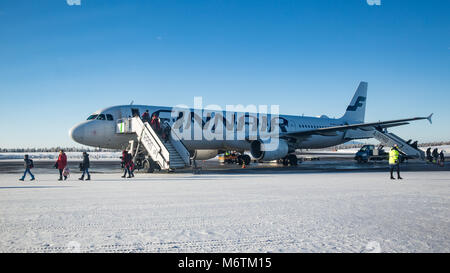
[426,147,432,163]
[161,122,171,142]
[19,154,35,181]
[432,148,439,163]
[120,150,127,169]
[55,150,68,181]
[439,150,445,166]
[121,150,129,178]
[150,113,161,135]
[389,144,402,180]
[142,110,150,123]
[128,154,135,178]
[121,150,134,178]
[79,152,91,181]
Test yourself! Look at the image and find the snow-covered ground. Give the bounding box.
[313,145,450,154]
[1,144,448,161]
[418,145,450,153]
[0,171,449,253]
[0,152,122,161]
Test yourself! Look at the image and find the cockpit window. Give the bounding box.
[87,114,98,120]
[97,114,106,120]
[106,114,114,121]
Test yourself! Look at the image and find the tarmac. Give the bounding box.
[0,156,448,175]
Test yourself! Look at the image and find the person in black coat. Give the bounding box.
[426,148,432,162]
[432,148,439,163]
[79,152,91,181]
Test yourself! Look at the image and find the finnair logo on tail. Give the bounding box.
[346,96,366,111]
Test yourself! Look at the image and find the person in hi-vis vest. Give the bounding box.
[389,144,402,180]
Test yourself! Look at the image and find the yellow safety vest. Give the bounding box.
[389,149,399,165]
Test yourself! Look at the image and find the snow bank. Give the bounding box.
[0,152,122,161]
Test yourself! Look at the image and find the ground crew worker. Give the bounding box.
[389,144,402,180]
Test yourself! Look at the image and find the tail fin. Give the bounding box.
[340,81,367,123]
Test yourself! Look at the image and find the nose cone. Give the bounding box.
[69,124,86,144]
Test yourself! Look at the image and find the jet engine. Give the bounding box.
[250,139,289,161]
[190,149,219,160]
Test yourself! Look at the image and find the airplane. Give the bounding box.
[69,82,432,168]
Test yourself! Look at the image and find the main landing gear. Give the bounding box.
[238,154,251,166]
[281,154,299,166]
[143,158,161,173]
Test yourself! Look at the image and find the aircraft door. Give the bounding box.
[152,109,172,125]
[131,108,140,118]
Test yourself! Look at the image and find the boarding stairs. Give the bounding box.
[116,117,190,171]
[372,129,425,160]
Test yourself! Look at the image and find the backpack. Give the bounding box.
[63,167,70,177]
[29,159,34,169]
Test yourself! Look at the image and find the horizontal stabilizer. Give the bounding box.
[427,113,433,124]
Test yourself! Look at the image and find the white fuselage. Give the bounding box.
[69,105,350,152]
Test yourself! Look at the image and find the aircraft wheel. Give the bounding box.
[144,159,155,173]
[242,154,251,166]
[237,156,243,165]
[288,154,298,166]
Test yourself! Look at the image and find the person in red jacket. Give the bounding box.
[56,150,68,181]
[150,114,161,134]
[142,110,150,123]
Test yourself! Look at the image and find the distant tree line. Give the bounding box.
[0,147,120,153]
[418,141,450,147]
[2,141,449,153]
[332,141,450,150]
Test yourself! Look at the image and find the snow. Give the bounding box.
[326,145,450,154]
[419,145,450,153]
[0,171,449,253]
[1,145,448,161]
[0,152,122,161]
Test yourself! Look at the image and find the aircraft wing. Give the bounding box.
[282,114,433,138]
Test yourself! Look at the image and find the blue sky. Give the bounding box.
[0,0,449,148]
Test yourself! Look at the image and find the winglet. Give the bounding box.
[427,113,433,124]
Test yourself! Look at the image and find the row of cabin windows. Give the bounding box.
[87,114,114,121]
[299,124,329,129]
[86,112,329,129]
